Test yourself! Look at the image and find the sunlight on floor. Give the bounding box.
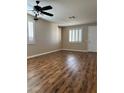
[66,55,79,73]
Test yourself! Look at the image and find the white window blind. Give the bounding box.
[69,29,82,42]
[27,21,35,44]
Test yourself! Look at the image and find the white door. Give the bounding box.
[88,26,97,52]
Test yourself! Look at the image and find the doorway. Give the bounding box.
[88,26,97,52]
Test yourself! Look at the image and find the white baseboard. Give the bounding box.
[62,49,97,52]
[61,49,88,52]
[27,49,61,59]
[27,49,88,59]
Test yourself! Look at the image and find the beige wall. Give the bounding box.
[61,24,96,51]
[27,14,61,56]
[27,14,96,56]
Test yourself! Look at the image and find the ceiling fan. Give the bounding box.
[29,0,54,20]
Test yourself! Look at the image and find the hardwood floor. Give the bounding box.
[27,50,97,93]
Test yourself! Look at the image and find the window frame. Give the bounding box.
[69,28,83,43]
[27,20,35,44]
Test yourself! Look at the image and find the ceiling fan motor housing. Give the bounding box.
[36,1,40,5]
[34,6,42,12]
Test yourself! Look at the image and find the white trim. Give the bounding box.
[27,49,89,59]
[27,49,61,59]
[61,49,88,52]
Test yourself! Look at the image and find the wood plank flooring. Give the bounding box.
[27,50,97,93]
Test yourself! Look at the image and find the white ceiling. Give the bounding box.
[27,0,97,26]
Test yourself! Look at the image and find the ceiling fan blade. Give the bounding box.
[34,6,42,11]
[41,11,53,16]
[41,5,52,10]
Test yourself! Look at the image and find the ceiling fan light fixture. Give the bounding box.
[34,14,38,21]
[34,17,38,21]
[69,16,76,19]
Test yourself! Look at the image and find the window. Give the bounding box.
[27,21,35,44]
[69,29,82,42]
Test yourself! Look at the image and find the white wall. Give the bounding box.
[61,24,97,51]
[88,26,97,52]
[27,14,61,56]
